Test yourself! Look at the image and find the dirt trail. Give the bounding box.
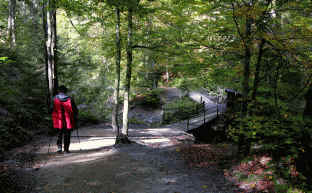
[19,122,238,193]
[3,88,239,193]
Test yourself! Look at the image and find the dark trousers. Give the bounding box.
[56,128,71,151]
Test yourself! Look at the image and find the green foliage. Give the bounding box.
[128,117,146,125]
[163,97,203,124]
[135,71,162,90]
[0,0,7,42]
[136,88,163,107]
[0,46,47,155]
[0,119,32,154]
[228,114,303,155]
[56,12,114,122]
[226,97,312,190]
[170,78,201,92]
[164,97,197,110]
[0,56,8,62]
[1,1,312,190]
[78,110,100,126]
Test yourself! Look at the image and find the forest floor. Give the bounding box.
[2,121,242,193]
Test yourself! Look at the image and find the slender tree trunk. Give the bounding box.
[43,0,57,109]
[121,8,133,143]
[7,0,16,48]
[166,64,169,84]
[251,39,266,101]
[51,0,58,90]
[30,0,39,36]
[30,0,36,24]
[21,1,27,22]
[113,8,121,142]
[239,15,253,155]
[42,1,50,108]
[242,17,252,115]
[47,4,54,103]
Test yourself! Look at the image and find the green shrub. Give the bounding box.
[0,47,48,155]
[78,110,100,126]
[226,101,312,190]
[138,89,163,107]
[128,118,146,125]
[163,97,204,124]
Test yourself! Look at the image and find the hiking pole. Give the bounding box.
[48,137,51,154]
[48,132,57,154]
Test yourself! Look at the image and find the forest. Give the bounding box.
[1,0,312,192]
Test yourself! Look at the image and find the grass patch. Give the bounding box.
[128,118,146,125]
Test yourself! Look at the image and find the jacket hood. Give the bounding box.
[55,93,70,102]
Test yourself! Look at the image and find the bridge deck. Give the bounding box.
[185,111,218,131]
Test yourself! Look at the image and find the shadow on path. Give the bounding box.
[27,122,240,193]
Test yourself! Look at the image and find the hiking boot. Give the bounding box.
[56,146,62,153]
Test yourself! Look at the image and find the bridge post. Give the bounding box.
[203,101,205,124]
[187,119,189,130]
[217,96,219,118]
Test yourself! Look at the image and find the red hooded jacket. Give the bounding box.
[52,93,78,130]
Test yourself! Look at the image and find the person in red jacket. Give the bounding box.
[52,85,78,153]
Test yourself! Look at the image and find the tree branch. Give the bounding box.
[65,12,84,37]
[231,2,244,43]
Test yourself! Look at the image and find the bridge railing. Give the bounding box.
[186,99,225,131]
[162,98,205,124]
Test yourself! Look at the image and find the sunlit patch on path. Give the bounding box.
[29,119,237,192]
[34,124,195,169]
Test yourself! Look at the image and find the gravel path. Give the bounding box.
[4,121,238,193]
[2,88,240,193]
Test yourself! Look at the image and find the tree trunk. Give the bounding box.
[242,17,252,115]
[42,1,50,108]
[21,0,27,23]
[43,0,58,109]
[166,65,169,84]
[239,7,253,156]
[7,0,16,48]
[120,7,133,143]
[30,0,39,36]
[113,8,122,143]
[251,39,266,101]
[29,0,36,24]
[51,0,58,90]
